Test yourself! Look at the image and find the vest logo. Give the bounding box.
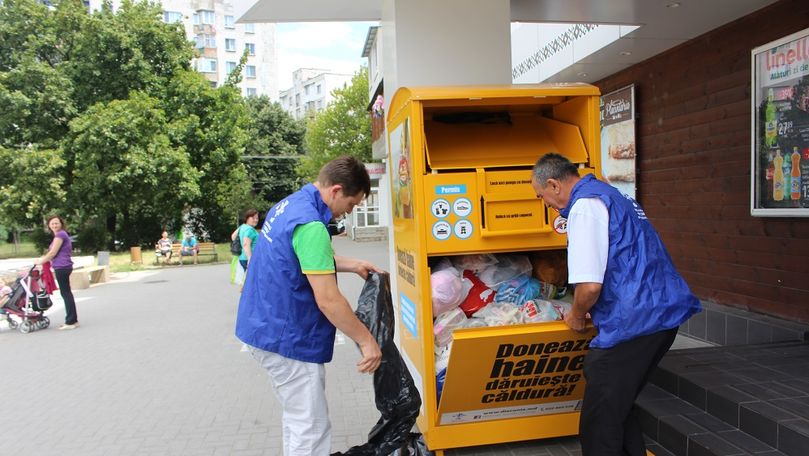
[626,195,647,220]
[263,199,291,242]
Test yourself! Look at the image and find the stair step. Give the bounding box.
[638,384,787,455]
[640,342,809,456]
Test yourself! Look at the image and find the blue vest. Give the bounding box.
[560,174,701,348]
[235,184,336,363]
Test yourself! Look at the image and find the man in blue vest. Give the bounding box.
[531,153,701,456]
[235,156,383,455]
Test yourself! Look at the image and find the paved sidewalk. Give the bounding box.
[0,238,701,455]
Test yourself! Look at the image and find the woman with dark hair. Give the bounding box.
[35,215,78,330]
[236,209,260,271]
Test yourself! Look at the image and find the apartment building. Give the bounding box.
[278,68,352,120]
[89,0,278,98]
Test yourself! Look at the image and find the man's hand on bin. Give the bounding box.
[564,282,601,333]
[564,311,588,333]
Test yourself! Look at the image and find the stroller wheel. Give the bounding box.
[19,320,32,334]
[7,318,18,329]
[42,316,50,328]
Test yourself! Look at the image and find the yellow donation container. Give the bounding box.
[385,84,601,453]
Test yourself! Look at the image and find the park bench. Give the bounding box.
[69,265,109,290]
[173,241,218,265]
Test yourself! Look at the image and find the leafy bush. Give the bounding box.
[73,219,110,254]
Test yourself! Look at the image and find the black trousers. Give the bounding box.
[579,327,678,456]
[53,267,78,325]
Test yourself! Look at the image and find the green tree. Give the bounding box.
[244,96,305,206]
[65,0,193,111]
[62,92,200,248]
[163,70,251,241]
[0,147,66,231]
[0,0,253,246]
[0,58,76,148]
[300,67,372,180]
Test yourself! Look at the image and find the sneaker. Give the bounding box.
[58,323,79,330]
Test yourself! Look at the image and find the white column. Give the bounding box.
[382,0,512,99]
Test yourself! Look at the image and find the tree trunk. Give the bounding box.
[106,214,117,251]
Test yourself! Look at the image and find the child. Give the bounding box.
[0,278,12,316]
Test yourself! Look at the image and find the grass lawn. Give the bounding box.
[107,243,233,273]
[1,242,232,273]
[0,241,39,259]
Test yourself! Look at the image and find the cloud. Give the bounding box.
[276,22,376,90]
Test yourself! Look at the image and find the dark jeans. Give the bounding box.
[579,327,678,456]
[53,267,78,325]
[239,259,248,271]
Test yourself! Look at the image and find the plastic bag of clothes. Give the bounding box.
[430,268,465,315]
[332,272,422,456]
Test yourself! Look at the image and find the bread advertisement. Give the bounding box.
[600,85,637,198]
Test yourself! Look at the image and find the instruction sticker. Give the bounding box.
[432,221,451,240]
[453,198,472,217]
[454,219,473,240]
[553,216,568,234]
[399,293,417,338]
[431,198,451,218]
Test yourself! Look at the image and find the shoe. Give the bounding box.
[58,323,79,330]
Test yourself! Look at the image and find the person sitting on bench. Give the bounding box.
[155,231,173,264]
[180,232,199,265]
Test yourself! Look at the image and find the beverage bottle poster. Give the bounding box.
[751,27,809,217]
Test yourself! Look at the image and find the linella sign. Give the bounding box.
[763,36,809,83]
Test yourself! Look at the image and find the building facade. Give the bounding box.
[89,0,278,98]
[278,68,352,120]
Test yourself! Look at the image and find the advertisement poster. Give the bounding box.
[389,119,413,219]
[600,85,637,199]
[751,27,809,217]
[437,324,594,425]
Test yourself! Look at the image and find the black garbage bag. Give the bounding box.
[389,433,434,456]
[332,272,428,456]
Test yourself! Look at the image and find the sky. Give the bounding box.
[275,22,378,90]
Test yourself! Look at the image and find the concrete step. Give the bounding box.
[638,341,809,456]
[638,384,788,455]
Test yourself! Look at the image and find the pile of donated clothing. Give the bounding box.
[430,251,570,404]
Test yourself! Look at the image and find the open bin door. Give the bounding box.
[421,107,590,254]
[437,322,595,426]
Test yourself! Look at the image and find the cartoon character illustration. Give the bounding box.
[392,119,413,219]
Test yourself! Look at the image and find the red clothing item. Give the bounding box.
[459,270,496,317]
[40,262,58,295]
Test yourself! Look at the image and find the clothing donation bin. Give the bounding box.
[386,84,601,454]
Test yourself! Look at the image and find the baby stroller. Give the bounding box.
[0,266,52,334]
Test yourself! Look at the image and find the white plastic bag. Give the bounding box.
[434,308,467,347]
[471,302,523,327]
[451,254,498,274]
[521,299,562,323]
[435,341,452,372]
[478,254,533,288]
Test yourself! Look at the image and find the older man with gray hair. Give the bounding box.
[531,152,701,456]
